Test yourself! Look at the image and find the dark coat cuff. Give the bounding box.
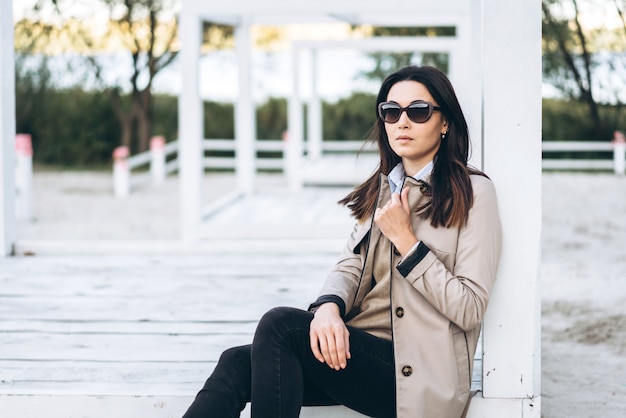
[308,295,346,318]
[396,242,431,277]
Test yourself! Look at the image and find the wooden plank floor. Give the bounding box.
[2,185,482,417]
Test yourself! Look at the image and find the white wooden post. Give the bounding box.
[235,15,256,195]
[287,47,304,191]
[0,0,16,256]
[179,5,204,240]
[307,49,323,160]
[113,146,130,198]
[613,131,625,175]
[480,0,542,417]
[15,134,33,221]
[150,135,166,184]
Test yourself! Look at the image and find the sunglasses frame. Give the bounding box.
[377,100,441,124]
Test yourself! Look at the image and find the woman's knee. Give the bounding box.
[217,345,251,370]
[256,306,310,335]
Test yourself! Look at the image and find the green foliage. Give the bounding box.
[323,92,376,140]
[15,54,120,168]
[257,97,287,139]
[542,98,624,140]
[203,100,234,139]
[20,72,626,168]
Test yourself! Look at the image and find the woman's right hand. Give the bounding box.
[309,302,351,370]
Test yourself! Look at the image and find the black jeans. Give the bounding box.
[182,306,396,418]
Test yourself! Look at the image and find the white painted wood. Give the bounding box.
[150,136,167,184]
[112,146,130,198]
[613,141,625,175]
[481,0,542,403]
[0,394,522,418]
[235,15,256,194]
[0,396,373,418]
[186,0,469,18]
[461,2,483,170]
[178,8,203,240]
[465,396,524,418]
[14,134,33,221]
[0,0,16,256]
[287,47,304,191]
[307,49,323,160]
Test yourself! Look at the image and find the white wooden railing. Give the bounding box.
[112,134,626,197]
[111,137,377,197]
[542,131,626,174]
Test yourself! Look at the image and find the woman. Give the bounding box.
[183,65,502,418]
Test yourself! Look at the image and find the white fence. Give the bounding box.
[111,135,626,197]
[111,137,377,197]
[542,131,625,174]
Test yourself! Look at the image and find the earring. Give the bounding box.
[441,131,447,139]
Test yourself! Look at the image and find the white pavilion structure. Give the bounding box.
[177,1,541,417]
[0,0,541,416]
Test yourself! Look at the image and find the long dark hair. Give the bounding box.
[339,65,484,228]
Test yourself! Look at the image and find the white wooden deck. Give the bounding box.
[2,185,483,418]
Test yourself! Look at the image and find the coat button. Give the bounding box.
[402,365,413,376]
[395,307,404,318]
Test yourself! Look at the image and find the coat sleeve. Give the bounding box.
[396,176,503,331]
[309,221,368,317]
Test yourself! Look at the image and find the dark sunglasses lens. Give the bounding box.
[380,104,401,123]
[406,103,431,123]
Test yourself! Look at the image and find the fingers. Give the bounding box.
[401,187,411,212]
[309,331,324,364]
[310,323,350,370]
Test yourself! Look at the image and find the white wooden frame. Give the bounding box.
[0,0,16,256]
[0,0,541,416]
[176,1,542,417]
[286,35,473,191]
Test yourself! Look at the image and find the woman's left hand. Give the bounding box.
[374,187,418,257]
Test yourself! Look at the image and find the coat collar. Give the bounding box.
[350,172,432,254]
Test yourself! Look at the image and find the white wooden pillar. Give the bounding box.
[178,4,204,241]
[307,49,323,160]
[0,0,16,256]
[480,0,542,416]
[287,47,304,191]
[454,14,483,169]
[235,15,256,194]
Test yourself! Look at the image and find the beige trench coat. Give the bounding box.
[317,173,502,418]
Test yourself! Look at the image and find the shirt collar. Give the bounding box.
[388,161,433,194]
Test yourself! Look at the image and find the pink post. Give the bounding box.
[612,131,625,175]
[15,134,33,221]
[113,145,130,197]
[150,136,166,184]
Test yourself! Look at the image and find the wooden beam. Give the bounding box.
[481,0,542,413]
[178,7,203,241]
[0,0,16,256]
[234,15,256,194]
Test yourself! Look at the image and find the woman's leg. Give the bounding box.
[251,306,395,418]
[182,345,252,418]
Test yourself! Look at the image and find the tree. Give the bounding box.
[542,0,603,137]
[16,0,179,153]
[94,0,179,152]
[542,0,626,139]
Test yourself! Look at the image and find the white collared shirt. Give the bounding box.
[387,161,434,260]
[388,161,433,193]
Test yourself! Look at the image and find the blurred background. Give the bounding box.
[12,0,625,169]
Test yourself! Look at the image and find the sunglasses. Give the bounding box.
[378,100,441,124]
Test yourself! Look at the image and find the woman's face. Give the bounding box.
[383,80,447,176]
